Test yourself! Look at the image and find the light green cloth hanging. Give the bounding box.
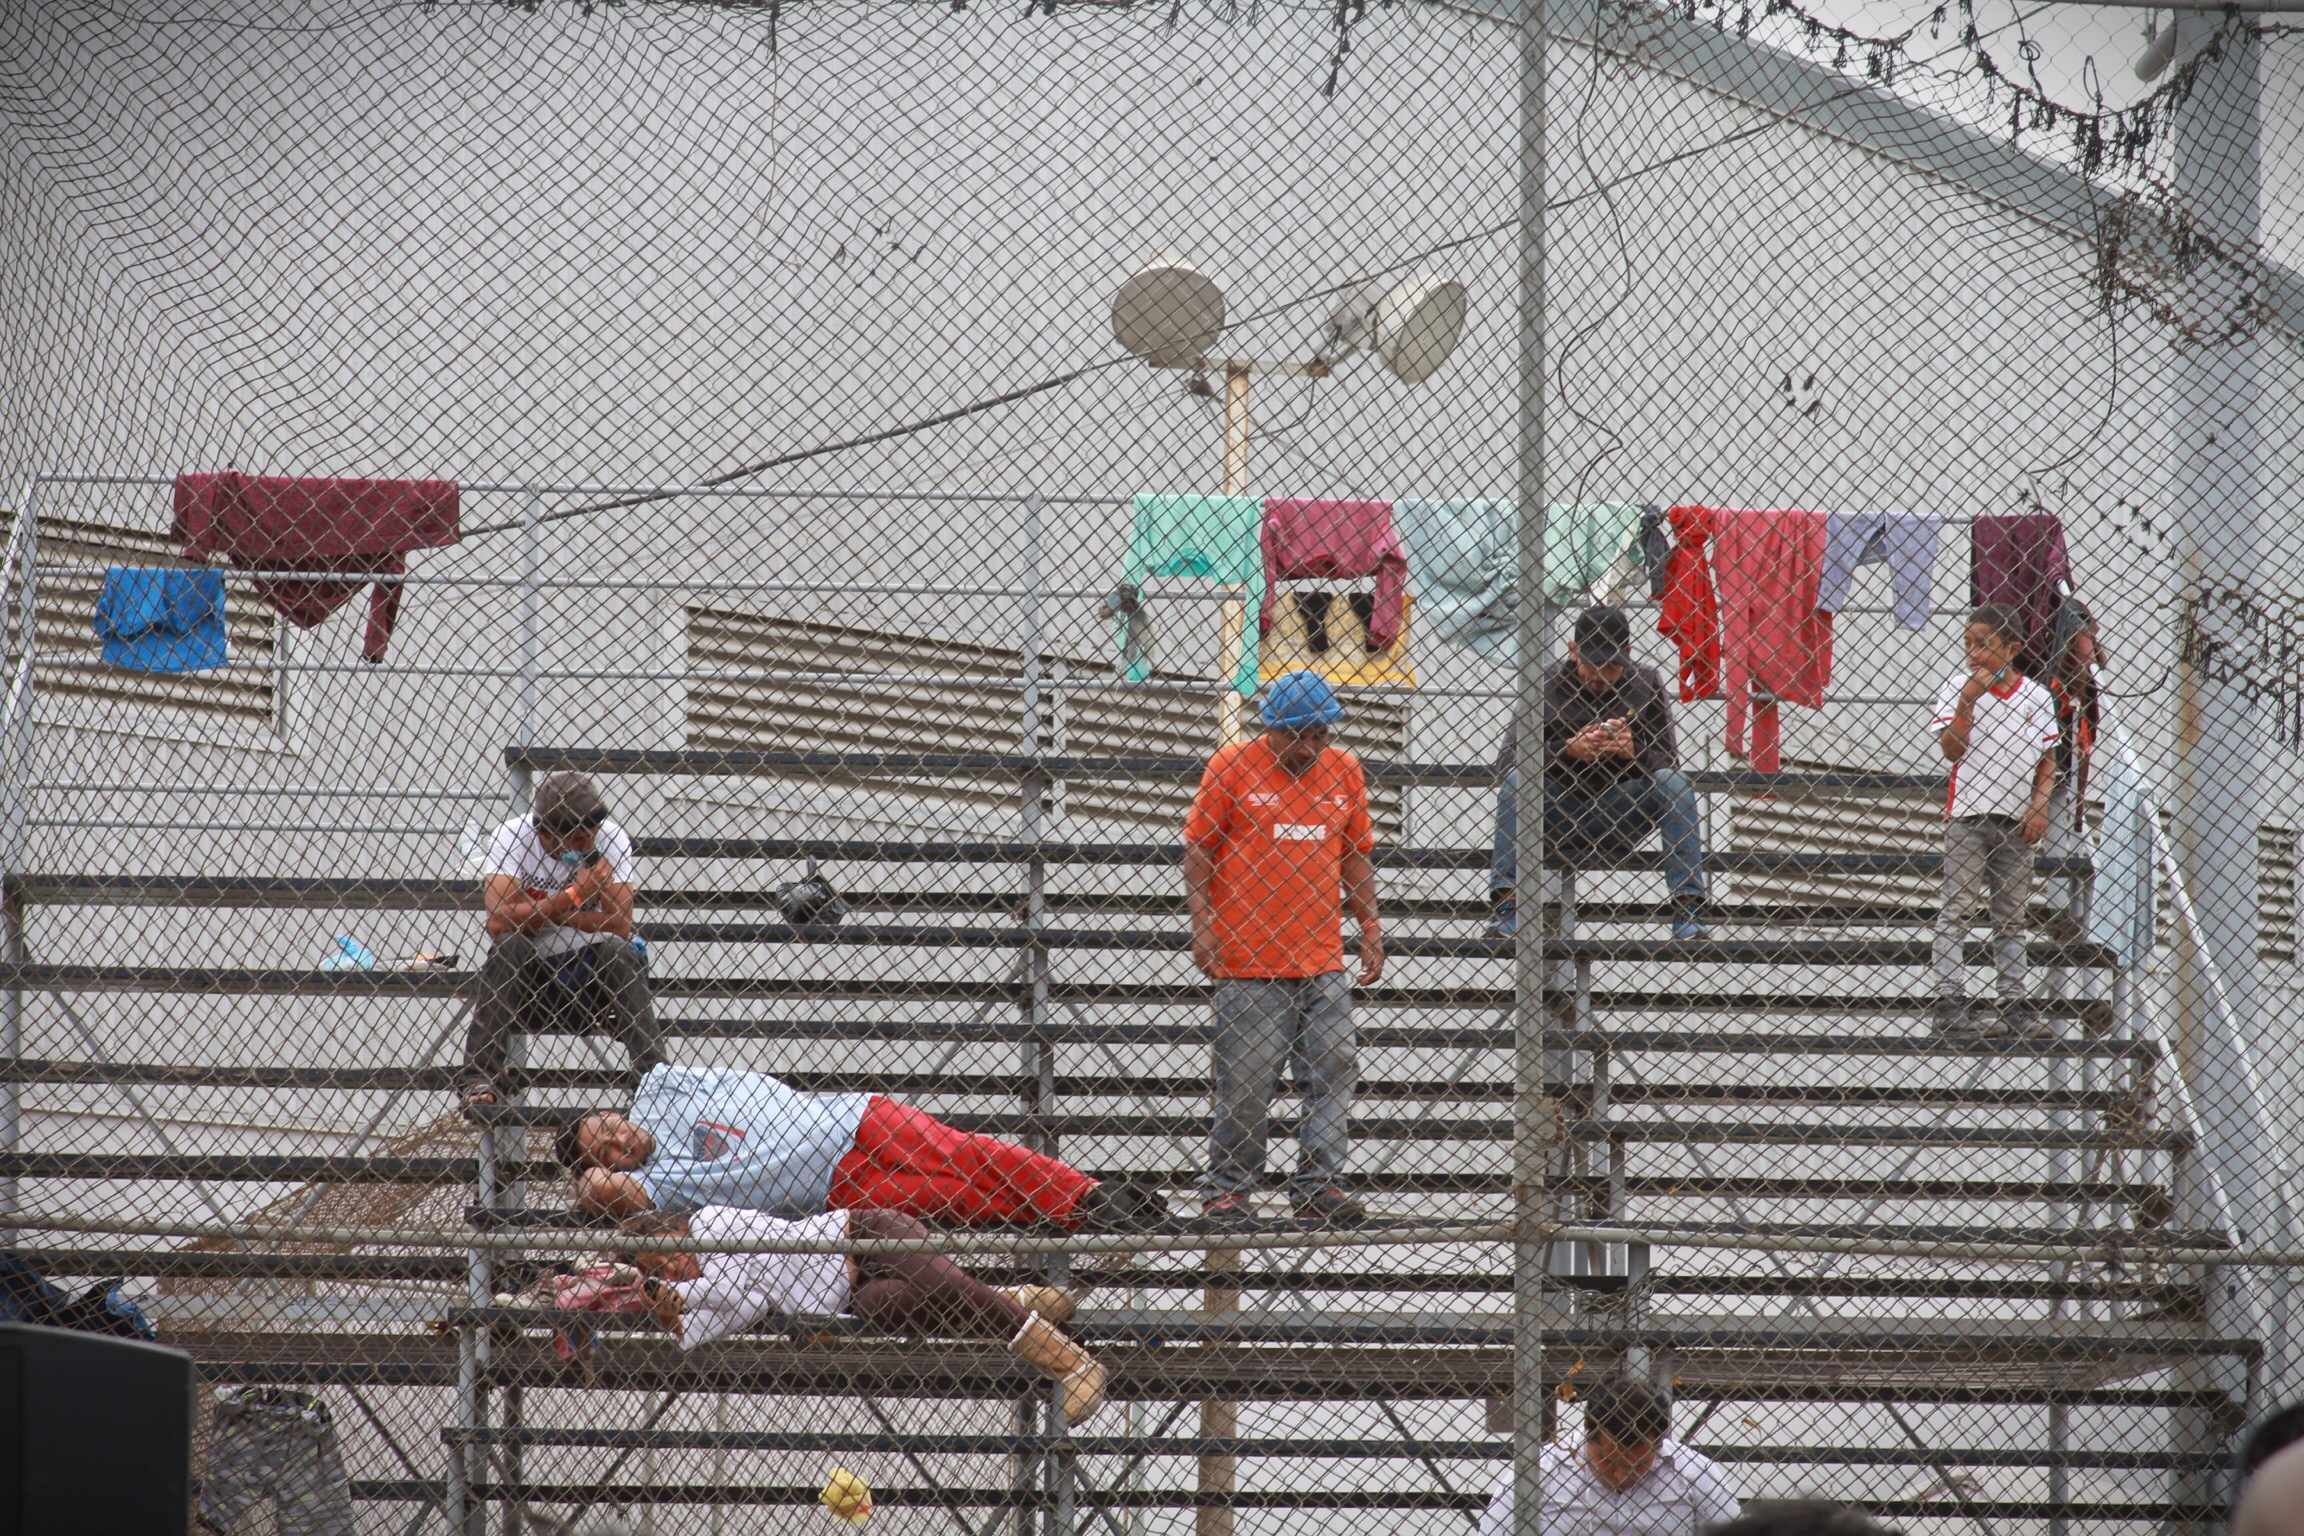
[1113,494,1266,695]
[1392,499,1647,667]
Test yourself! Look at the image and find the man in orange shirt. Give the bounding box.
[1184,670,1384,1226]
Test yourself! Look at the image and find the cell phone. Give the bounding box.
[579,850,604,868]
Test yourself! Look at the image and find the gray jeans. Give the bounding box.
[199,1387,355,1536]
[1207,972,1357,1195]
[1934,816,2032,1000]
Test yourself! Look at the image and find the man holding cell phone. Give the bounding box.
[460,771,666,1105]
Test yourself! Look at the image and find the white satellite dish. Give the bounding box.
[1111,259,1226,367]
[1321,273,1467,384]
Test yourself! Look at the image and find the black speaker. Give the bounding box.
[0,1322,194,1534]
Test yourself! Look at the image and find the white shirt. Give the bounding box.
[675,1205,854,1350]
[484,813,639,959]
[1931,672,2058,821]
[1475,1441,1741,1536]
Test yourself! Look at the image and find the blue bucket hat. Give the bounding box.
[1259,670,1344,730]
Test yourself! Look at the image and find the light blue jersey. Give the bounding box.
[629,1064,874,1218]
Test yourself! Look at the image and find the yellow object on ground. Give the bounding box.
[821,1467,873,1525]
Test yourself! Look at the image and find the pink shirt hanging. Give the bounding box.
[1258,498,1407,651]
[173,472,460,663]
[1690,507,1835,774]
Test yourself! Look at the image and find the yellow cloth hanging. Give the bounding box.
[1258,589,1417,687]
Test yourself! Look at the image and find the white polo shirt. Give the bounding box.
[1475,1440,1741,1536]
[1931,672,2059,821]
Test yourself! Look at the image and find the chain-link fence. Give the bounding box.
[3,0,2303,1530]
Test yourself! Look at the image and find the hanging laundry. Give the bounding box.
[1640,505,1672,598]
[1817,509,1941,629]
[1970,512,2072,677]
[1258,590,1417,688]
[1701,507,1835,774]
[91,567,226,673]
[1113,494,1265,695]
[172,472,459,664]
[199,1387,358,1536]
[1257,498,1408,650]
[2086,717,2156,968]
[1656,504,1721,702]
[1392,500,1647,667]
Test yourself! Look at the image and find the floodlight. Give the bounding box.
[1111,259,1226,367]
[1373,275,1468,384]
[1321,274,1468,383]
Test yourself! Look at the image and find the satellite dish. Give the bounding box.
[1374,275,1468,385]
[1111,259,1226,367]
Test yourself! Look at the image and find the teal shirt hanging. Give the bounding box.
[1114,494,1266,695]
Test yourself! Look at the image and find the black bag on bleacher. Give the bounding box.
[0,1254,157,1340]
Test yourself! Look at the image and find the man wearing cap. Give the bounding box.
[460,771,665,1105]
[1489,606,1710,941]
[1184,670,1383,1227]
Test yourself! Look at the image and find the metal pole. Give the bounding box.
[2168,17,2274,1500]
[512,489,544,815]
[1512,0,1553,1525]
[0,479,33,1238]
[1021,492,1055,1536]
[1199,370,1253,1536]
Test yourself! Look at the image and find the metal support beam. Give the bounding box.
[1512,0,1553,1526]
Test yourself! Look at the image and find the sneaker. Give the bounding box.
[1201,1192,1256,1227]
[1931,997,1985,1040]
[1986,999,2058,1042]
[1076,1181,1166,1233]
[1485,899,1517,939]
[1670,906,1710,942]
[1290,1187,1368,1226]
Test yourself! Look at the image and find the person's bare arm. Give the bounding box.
[1184,843,1219,978]
[2020,752,2056,845]
[1937,670,1997,762]
[1342,847,1383,985]
[561,876,635,939]
[576,1167,654,1217]
[484,873,557,938]
[645,1278,684,1335]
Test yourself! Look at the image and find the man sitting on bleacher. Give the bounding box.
[459,771,665,1106]
[559,1061,1169,1230]
[1487,606,1711,942]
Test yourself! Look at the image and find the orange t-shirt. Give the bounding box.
[1182,738,1376,979]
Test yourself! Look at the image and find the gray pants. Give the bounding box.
[199,1388,355,1536]
[1207,972,1356,1195]
[464,931,665,1088]
[1934,816,2032,1000]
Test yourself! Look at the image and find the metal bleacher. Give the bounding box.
[1,745,2257,1532]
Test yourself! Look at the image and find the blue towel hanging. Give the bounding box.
[92,568,228,673]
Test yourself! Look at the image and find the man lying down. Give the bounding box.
[619,1204,1106,1426]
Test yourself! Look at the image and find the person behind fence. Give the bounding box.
[561,1061,1168,1230]
[1183,669,1383,1228]
[2238,1436,2304,1536]
[1488,605,1710,942]
[1930,603,2060,1039]
[460,771,665,1105]
[1474,1373,1740,1536]
[2043,598,2100,938]
[619,1205,1106,1425]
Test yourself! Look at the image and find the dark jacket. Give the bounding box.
[1497,660,1681,798]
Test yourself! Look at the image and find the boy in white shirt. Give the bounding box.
[1930,604,2060,1039]
[620,1205,1106,1425]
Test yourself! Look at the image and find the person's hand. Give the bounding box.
[1357,924,1385,986]
[2020,803,2049,845]
[1604,720,1636,759]
[1960,666,2001,705]
[572,858,618,901]
[646,1277,684,1335]
[1190,924,1219,979]
[1561,726,1605,762]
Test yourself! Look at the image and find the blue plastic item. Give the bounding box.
[319,935,380,971]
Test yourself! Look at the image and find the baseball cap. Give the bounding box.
[1573,606,1632,666]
